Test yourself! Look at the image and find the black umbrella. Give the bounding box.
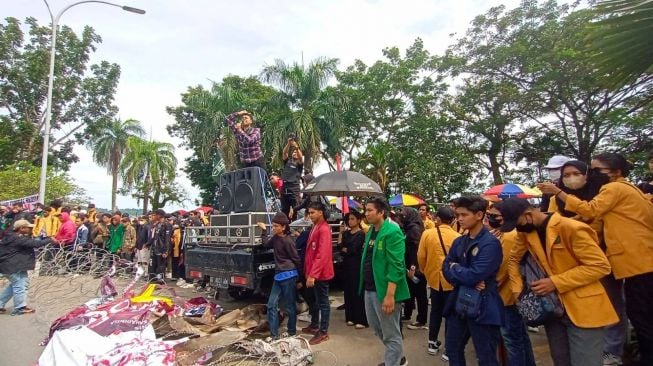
[302,170,383,197]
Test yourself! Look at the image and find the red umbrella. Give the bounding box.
[174,209,188,216]
[194,206,213,214]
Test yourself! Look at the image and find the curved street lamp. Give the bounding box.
[38,0,146,204]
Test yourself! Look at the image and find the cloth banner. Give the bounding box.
[0,194,39,211]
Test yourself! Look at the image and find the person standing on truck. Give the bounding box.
[224,110,266,170]
[148,209,172,283]
[257,213,301,340]
[302,201,334,345]
[281,137,304,221]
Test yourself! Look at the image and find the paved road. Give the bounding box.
[1,275,555,366]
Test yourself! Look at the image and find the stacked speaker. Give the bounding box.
[216,167,269,213]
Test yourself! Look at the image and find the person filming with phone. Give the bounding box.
[281,134,304,221]
[224,110,266,170]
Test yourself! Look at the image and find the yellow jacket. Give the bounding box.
[495,229,518,306]
[417,224,460,291]
[36,208,62,237]
[172,227,182,257]
[564,178,653,279]
[423,217,435,230]
[32,215,45,237]
[508,213,617,328]
[87,209,97,224]
[548,195,605,246]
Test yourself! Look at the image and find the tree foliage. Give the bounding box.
[0,163,89,204]
[0,17,120,170]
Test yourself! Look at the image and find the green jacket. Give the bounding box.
[359,219,410,303]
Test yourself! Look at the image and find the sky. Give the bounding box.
[5,0,530,211]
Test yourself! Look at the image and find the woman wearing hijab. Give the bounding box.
[538,152,653,365]
[400,207,428,329]
[338,210,368,328]
[549,160,626,364]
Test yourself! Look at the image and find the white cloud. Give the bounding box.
[6,0,551,210]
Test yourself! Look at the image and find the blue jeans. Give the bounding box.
[601,274,627,357]
[365,291,404,366]
[267,277,297,337]
[309,280,330,333]
[0,271,29,309]
[501,306,536,366]
[446,314,501,366]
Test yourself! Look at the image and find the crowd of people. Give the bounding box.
[2,107,653,366]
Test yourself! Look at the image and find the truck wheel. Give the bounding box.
[228,286,253,300]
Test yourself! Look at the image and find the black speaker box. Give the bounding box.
[234,167,268,213]
[217,172,235,213]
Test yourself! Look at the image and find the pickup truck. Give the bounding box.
[184,210,343,299]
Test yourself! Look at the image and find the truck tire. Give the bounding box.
[228,286,253,300]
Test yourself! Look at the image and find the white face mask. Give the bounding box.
[547,169,561,181]
[562,175,587,190]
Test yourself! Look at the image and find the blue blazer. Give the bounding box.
[443,226,504,326]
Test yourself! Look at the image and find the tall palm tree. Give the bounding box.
[89,118,145,211]
[120,137,177,214]
[353,142,394,193]
[588,0,653,86]
[260,57,344,170]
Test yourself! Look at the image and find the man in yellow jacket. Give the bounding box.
[418,204,435,230]
[417,206,459,357]
[497,198,617,366]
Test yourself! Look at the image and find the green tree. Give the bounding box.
[89,118,144,211]
[167,76,280,204]
[0,17,120,170]
[260,57,344,170]
[353,142,395,193]
[588,0,653,86]
[120,137,177,214]
[121,177,188,211]
[446,0,653,166]
[0,163,89,203]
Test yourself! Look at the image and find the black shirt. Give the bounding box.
[281,158,303,185]
[363,229,378,291]
[536,214,553,251]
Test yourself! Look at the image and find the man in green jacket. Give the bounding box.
[360,197,410,366]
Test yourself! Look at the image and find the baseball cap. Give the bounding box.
[13,219,35,230]
[543,155,572,169]
[494,198,531,232]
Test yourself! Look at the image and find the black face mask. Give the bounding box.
[487,215,502,229]
[591,167,611,181]
[515,213,536,232]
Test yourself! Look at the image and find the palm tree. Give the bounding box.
[89,118,145,211]
[260,57,344,170]
[588,0,653,86]
[120,137,177,214]
[353,142,394,193]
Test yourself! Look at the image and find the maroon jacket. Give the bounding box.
[303,220,334,280]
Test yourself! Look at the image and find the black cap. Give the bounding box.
[495,198,531,232]
[153,208,166,217]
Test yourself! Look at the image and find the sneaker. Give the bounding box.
[176,279,186,286]
[297,314,311,323]
[602,353,623,366]
[354,324,366,329]
[428,340,441,355]
[441,353,449,362]
[527,326,539,333]
[308,331,329,345]
[346,321,354,326]
[406,322,427,330]
[11,306,35,316]
[301,325,319,335]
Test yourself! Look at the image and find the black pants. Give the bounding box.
[148,254,167,281]
[281,186,300,221]
[307,280,330,333]
[429,288,452,342]
[171,255,183,279]
[625,272,653,365]
[244,156,267,171]
[404,273,428,324]
[343,259,367,326]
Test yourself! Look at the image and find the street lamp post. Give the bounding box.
[38,1,145,204]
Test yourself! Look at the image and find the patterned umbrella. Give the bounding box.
[328,197,362,209]
[483,183,542,199]
[388,194,426,207]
